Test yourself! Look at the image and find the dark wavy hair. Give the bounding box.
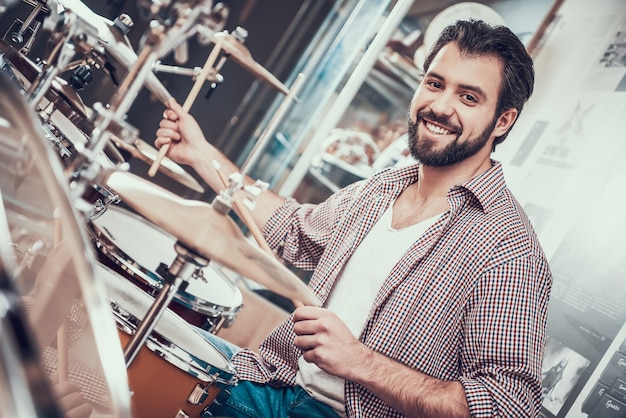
[423,19,534,148]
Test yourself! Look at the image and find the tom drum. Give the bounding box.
[89,205,244,332]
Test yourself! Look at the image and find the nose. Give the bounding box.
[429,91,455,117]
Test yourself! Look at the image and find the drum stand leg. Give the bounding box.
[123,242,208,367]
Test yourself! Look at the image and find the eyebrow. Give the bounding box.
[427,71,488,101]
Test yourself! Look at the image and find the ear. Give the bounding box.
[492,108,518,138]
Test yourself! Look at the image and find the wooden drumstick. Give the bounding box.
[53,209,68,383]
[212,161,305,309]
[148,32,227,177]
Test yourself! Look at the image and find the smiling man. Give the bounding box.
[155,19,552,418]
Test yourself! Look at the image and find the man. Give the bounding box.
[155,19,552,418]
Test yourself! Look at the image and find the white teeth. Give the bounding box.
[425,121,452,135]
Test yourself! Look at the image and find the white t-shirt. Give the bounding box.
[295,203,441,416]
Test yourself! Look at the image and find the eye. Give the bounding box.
[462,93,478,104]
[427,80,443,90]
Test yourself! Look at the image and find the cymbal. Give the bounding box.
[109,136,205,193]
[103,169,320,306]
[211,32,289,95]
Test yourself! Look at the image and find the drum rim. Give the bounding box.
[174,268,243,315]
[173,289,243,317]
[112,298,239,387]
[144,338,238,388]
[88,211,164,290]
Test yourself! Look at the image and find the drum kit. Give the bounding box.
[0,1,317,417]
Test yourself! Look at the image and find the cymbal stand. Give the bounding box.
[9,0,45,50]
[150,19,243,87]
[204,26,248,100]
[152,60,223,85]
[102,1,227,366]
[123,241,208,366]
[66,1,219,202]
[25,2,100,108]
[209,74,305,223]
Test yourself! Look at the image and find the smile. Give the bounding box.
[424,120,455,135]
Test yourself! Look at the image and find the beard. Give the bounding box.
[407,109,497,167]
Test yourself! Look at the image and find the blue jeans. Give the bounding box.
[198,329,341,418]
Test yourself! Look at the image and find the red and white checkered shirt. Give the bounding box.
[231,161,552,417]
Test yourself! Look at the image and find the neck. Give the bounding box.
[390,156,492,229]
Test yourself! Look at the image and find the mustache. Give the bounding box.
[415,110,462,133]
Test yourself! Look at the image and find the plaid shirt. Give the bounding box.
[231,161,552,417]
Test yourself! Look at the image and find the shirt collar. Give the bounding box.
[382,160,506,214]
[453,160,506,213]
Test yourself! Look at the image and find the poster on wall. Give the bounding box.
[496,0,626,417]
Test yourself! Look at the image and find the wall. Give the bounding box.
[493,0,626,416]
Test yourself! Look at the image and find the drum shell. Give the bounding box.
[117,330,222,417]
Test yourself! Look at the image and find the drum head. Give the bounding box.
[90,205,167,290]
[0,71,132,416]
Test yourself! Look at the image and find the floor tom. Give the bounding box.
[97,263,238,417]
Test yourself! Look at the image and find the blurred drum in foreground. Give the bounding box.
[0,71,132,416]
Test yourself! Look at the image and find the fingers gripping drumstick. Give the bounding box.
[148,32,227,177]
[212,161,305,309]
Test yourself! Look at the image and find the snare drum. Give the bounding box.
[96,263,238,417]
[89,205,243,332]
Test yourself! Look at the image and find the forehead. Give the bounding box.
[426,42,503,103]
